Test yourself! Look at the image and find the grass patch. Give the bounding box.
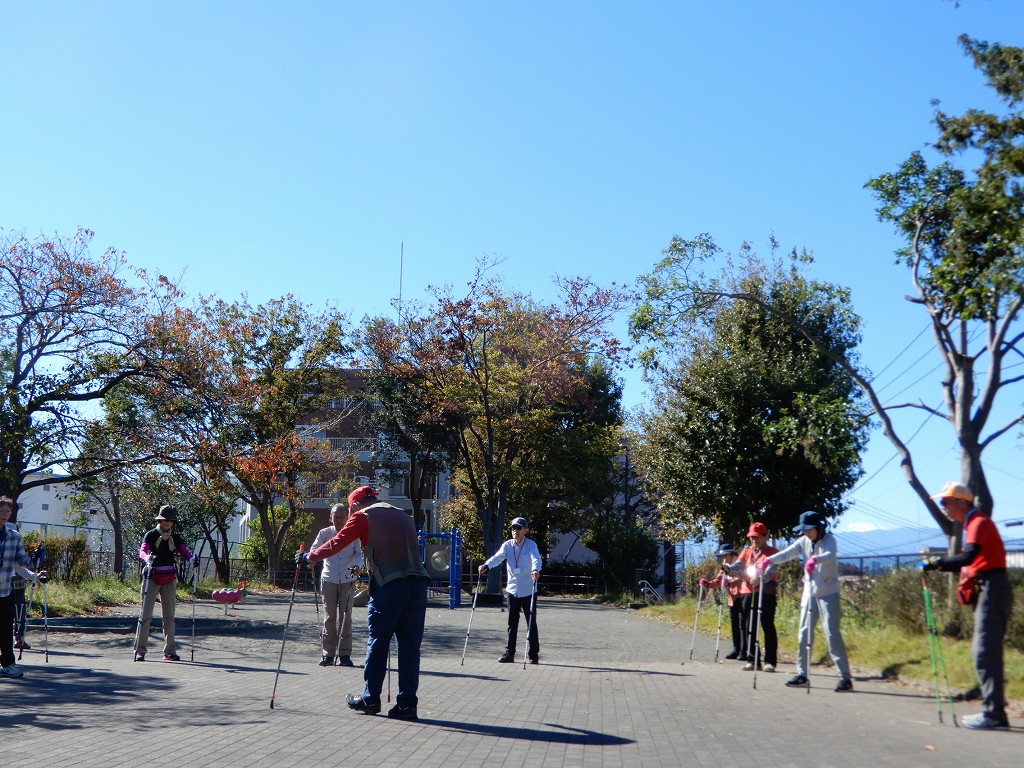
[642,590,1024,702]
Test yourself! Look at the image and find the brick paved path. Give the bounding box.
[3,593,1019,767]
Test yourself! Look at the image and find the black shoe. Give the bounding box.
[387,703,418,721]
[346,693,381,714]
[498,653,514,663]
[724,651,740,660]
[835,678,854,692]
[338,655,355,667]
[786,674,809,687]
[134,652,145,662]
[529,657,539,665]
[163,653,181,661]
[319,655,335,667]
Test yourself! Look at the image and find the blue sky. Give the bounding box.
[4,1,1024,550]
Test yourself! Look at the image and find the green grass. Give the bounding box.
[642,595,1024,702]
[22,576,234,618]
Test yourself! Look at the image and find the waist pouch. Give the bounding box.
[956,576,979,607]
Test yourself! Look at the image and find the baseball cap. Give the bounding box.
[795,511,826,531]
[715,543,737,558]
[510,517,528,528]
[746,522,768,537]
[930,482,973,502]
[348,485,378,507]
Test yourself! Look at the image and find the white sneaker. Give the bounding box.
[764,663,775,673]
[1,664,24,678]
[962,712,1009,730]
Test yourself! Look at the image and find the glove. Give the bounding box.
[348,565,361,578]
[804,556,817,575]
[38,571,48,584]
[756,557,772,575]
[145,554,156,568]
[698,578,709,588]
[918,556,941,572]
[192,555,200,567]
[295,550,309,566]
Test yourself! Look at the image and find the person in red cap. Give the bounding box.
[300,485,428,721]
[921,482,1013,730]
[726,522,779,672]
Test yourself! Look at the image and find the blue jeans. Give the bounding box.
[362,576,428,708]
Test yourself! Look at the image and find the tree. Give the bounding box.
[632,241,869,543]
[363,264,628,592]
[0,228,180,509]
[196,295,353,583]
[864,35,1024,528]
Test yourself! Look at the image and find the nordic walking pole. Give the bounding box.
[751,568,764,689]
[42,576,49,663]
[461,569,483,665]
[689,581,706,660]
[134,560,153,660]
[270,546,304,710]
[387,640,392,702]
[190,555,200,662]
[15,596,26,661]
[713,578,727,663]
[522,589,538,669]
[919,568,958,725]
[801,585,814,695]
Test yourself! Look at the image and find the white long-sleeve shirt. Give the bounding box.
[768,531,842,598]
[484,537,542,598]
[310,525,363,584]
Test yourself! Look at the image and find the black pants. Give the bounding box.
[729,601,744,655]
[0,591,16,668]
[741,592,777,666]
[506,593,539,660]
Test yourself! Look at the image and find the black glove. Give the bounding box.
[39,572,49,584]
[191,555,200,567]
[918,556,942,572]
[295,550,309,566]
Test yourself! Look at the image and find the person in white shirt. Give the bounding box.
[311,503,363,667]
[479,517,542,664]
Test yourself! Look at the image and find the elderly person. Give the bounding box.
[921,482,1013,730]
[310,502,363,667]
[760,510,852,692]
[480,517,543,664]
[1,495,47,679]
[302,486,428,721]
[726,522,778,672]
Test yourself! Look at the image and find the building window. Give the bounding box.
[42,504,49,511]
[44,484,51,491]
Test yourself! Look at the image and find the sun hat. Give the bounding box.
[155,505,179,522]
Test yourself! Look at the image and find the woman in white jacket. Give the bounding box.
[760,510,852,692]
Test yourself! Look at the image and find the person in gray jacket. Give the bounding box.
[759,510,852,692]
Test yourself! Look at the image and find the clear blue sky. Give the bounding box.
[4,1,1024,548]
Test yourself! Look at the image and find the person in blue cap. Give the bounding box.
[759,510,852,692]
[701,543,743,660]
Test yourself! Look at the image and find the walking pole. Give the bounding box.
[746,565,764,689]
[270,547,304,709]
[522,590,538,669]
[919,568,958,725]
[461,570,483,665]
[42,576,49,663]
[190,555,200,662]
[801,586,814,695]
[134,561,153,660]
[15,597,26,661]
[387,640,392,702]
[713,578,727,663]
[689,581,706,660]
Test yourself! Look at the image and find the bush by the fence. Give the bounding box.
[22,531,92,584]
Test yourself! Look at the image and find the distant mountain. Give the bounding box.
[833,527,949,558]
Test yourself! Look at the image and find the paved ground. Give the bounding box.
[2,590,1020,767]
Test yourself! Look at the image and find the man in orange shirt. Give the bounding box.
[921,482,1013,730]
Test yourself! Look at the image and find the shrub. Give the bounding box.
[22,531,92,584]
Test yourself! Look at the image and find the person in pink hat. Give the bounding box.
[921,482,1013,730]
[727,522,779,672]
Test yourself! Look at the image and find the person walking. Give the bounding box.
[1,496,47,679]
[921,481,1014,730]
[727,522,778,672]
[134,505,196,662]
[301,486,428,721]
[479,516,542,664]
[702,542,743,660]
[310,502,363,667]
[760,510,853,692]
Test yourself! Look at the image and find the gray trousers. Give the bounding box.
[321,580,356,656]
[135,578,178,656]
[796,590,850,680]
[974,570,1013,719]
